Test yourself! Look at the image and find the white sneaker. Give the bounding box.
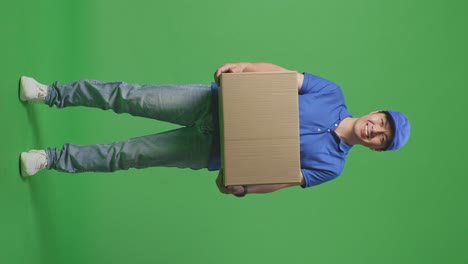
[19,76,49,103]
[20,150,48,177]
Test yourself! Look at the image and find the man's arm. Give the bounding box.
[216,170,305,196]
[214,62,304,91]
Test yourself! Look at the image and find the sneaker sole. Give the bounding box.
[19,76,27,102]
[20,152,33,177]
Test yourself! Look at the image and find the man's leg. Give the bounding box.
[46,80,212,127]
[46,127,212,173]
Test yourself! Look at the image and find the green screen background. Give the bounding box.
[1,0,467,263]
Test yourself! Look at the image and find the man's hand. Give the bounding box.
[215,170,245,195]
[214,63,247,86]
[213,62,303,90]
[215,171,305,195]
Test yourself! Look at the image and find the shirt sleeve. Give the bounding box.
[301,167,339,188]
[299,72,340,95]
[300,152,344,188]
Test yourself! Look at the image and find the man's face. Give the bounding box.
[353,112,394,150]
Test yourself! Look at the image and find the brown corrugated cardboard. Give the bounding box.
[219,72,301,186]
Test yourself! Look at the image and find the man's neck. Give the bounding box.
[335,117,358,146]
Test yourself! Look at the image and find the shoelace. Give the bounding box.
[29,83,48,103]
[36,83,47,99]
[35,154,48,170]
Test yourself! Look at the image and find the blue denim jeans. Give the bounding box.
[44,80,213,173]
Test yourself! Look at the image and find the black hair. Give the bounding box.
[380,111,396,151]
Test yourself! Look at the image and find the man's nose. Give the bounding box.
[373,125,388,135]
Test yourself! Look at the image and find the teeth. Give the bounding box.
[365,123,368,138]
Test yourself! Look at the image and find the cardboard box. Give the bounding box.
[219,72,301,186]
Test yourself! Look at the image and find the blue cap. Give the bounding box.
[384,110,411,151]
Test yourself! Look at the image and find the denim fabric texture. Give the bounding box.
[45,80,213,173]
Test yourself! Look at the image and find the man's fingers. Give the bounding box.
[215,65,226,77]
[216,170,232,194]
[227,186,242,194]
[221,186,232,194]
[216,64,235,77]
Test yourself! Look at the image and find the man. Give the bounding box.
[19,62,410,197]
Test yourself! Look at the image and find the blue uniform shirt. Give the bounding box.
[208,72,353,188]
